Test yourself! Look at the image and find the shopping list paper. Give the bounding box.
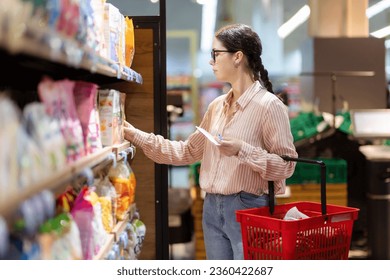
[195,126,220,146]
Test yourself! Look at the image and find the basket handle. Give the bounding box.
[268,156,327,216]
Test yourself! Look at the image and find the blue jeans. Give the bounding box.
[202,192,269,260]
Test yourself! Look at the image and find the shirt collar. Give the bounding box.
[223,81,264,110]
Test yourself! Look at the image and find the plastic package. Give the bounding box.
[98,89,121,146]
[283,206,309,221]
[0,95,21,202]
[38,77,85,162]
[23,102,67,172]
[125,17,135,67]
[73,81,102,155]
[108,159,131,221]
[87,190,108,256]
[70,187,95,259]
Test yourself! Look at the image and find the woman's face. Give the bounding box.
[209,38,236,83]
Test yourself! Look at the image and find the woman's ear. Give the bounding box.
[234,51,244,64]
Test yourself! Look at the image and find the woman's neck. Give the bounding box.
[230,75,255,101]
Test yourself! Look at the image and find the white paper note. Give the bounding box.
[195,126,220,146]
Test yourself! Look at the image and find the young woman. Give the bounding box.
[124,23,297,260]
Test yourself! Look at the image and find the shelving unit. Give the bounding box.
[109,9,169,259]
[0,29,142,255]
[0,1,154,262]
[0,0,169,260]
[0,17,142,85]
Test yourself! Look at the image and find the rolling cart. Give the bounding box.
[236,156,359,260]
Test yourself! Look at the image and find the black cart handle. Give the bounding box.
[268,156,327,216]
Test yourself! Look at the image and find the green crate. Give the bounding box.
[190,162,201,186]
[290,112,328,142]
[337,111,352,135]
[286,158,347,185]
[286,162,320,184]
[324,158,347,183]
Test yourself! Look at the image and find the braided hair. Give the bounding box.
[215,23,274,94]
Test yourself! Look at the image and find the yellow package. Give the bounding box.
[128,165,137,204]
[125,17,135,68]
[98,196,113,232]
[110,177,131,221]
[108,160,131,221]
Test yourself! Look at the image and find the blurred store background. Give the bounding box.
[97,0,390,259]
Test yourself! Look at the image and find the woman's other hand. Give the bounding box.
[217,137,243,157]
[123,120,136,141]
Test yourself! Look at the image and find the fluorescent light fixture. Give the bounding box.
[200,0,218,52]
[371,25,390,38]
[277,5,310,39]
[366,0,390,18]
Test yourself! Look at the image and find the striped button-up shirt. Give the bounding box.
[131,81,297,195]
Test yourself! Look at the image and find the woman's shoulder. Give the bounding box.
[252,89,288,114]
[254,87,280,103]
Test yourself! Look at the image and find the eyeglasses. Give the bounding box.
[211,49,237,62]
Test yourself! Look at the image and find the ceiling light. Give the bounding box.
[277,5,310,39]
[366,0,390,18]
[370,25,390,38]
[200,0,217,52]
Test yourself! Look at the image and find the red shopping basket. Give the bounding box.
[236,156,359,260]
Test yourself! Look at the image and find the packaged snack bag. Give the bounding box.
[89,0,106,55]
[95,176,117,232]
[128,163,136,204]
[73,81,102,155]
[121,151,136,204]
[57,0,80,38]
[23,102,67,172]
[98,89,121,146]
[38,213,83,260]
[108,160,131,221]
[0,95,20,202]
[103,3,122,62]
[70,187,94,259]
[125,17,135,68]
[87,190,108,257]
[38,77,85,162]
[132,219,146,257]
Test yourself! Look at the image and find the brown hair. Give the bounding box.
[215,23,274,93]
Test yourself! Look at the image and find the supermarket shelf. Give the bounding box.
[112,213,130,243]
[112,141,136,161]
[93,234,115,260]
[93,204,136,260]
[0,145,135,218]
[0,26,142,90]
[111,204,136,242]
